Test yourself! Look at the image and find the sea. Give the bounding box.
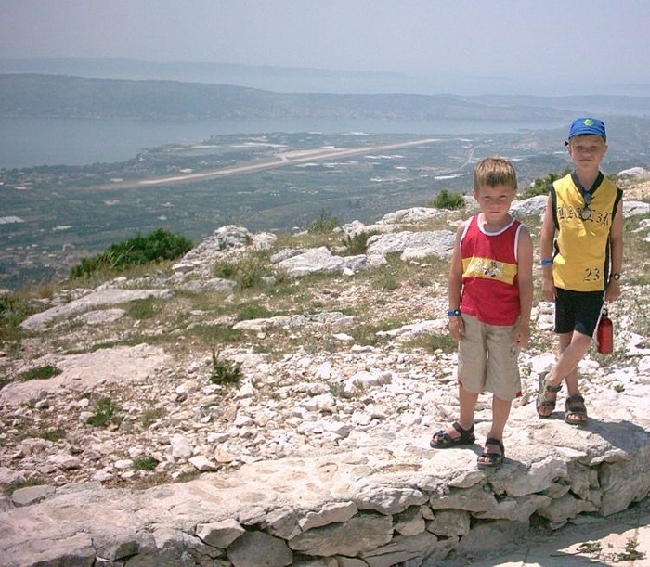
[0,117,566,170]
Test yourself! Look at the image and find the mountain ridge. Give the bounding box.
[2,73,650,122]
[3,57,650,97]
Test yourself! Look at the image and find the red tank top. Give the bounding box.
[460,215,522,326]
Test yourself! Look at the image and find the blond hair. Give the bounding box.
[473,157,517,191]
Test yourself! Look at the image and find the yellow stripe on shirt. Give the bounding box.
[462,256,517,285]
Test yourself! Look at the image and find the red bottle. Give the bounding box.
[597,309,613,354]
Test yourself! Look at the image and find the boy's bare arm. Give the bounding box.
[539,193,556,301]
[609,202,623,274]
[447,224,465,339]
[447,224,465,310]
[516,226,534,345]
[606,201,624,302]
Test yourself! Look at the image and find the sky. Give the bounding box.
[2,0,650,96]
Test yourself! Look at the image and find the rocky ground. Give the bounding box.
[0,177,648,494]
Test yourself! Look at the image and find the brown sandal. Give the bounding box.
[477,438,505,469]
[537,375,563,419]
[565,394,588,426]
[430,421,475,448]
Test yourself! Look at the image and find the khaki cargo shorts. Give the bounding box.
[457,314,522,401]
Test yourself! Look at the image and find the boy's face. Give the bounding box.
[473,184,516,218]
[566,134,607,171]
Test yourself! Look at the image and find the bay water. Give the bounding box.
[0,117,565,170]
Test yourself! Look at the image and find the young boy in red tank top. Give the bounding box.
[431,157,533,468]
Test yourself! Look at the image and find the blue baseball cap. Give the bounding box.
[568,117,606,141]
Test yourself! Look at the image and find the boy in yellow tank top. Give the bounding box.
[537,118,623,425]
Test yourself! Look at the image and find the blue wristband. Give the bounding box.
[447,309,461,317]
[540,259,553,266]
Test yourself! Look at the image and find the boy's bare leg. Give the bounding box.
[538,331,591,416]
[458,385,479,431]
[479,395,511,461]
[559,332,585,395]
[442,384,478,438]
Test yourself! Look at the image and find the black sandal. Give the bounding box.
[477,437,505,469]
[537,374,562,419]
[430,421,475,448]
[565,394,588,426]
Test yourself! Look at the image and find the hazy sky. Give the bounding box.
[2,0,649,95]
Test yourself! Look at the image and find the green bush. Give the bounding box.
[371,273,399,291]
[0,293,36,353]
[210,352,242,387]
[308,210,339,234]
[213,253,275,289]
[236,303,274,321]
[19,365,61,381]
[70,228,193,278]
[342,230,379,255]
[430,189,465,210]
[86,396,119,428]
[126,297,161,320]
[133,456,160,471]
[519,169,571,200]
[40,428,66,442]
[141,407,165,428]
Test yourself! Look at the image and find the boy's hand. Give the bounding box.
[448,316,464,341]
[605,279,621,302]
[541,274,555,301]
[513,324,529,347]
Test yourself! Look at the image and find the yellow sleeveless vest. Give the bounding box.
[551,173,620,291]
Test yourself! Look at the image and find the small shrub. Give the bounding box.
[40,428,66,442]
[18,365,61,382]
[236,303,274,322]
[175,470,202,483]
[519,184,549,199]
[86,396,119,428]
[127,297,160,320]
[141,407,165,428]
[186,323,242,345]
[349,324,392,347]
[133,456,160,471]
[519,169,570,200]
[0,293,36,353]
[212,260,238,279]
[616,537,645,561]
[237,260,270,289]
[3,477,47,496]
[210,352,242,387]
[430,189,465,210]
[70,228,192,278]
[342,230,379,255]
[406,333,458,354]
[308,210,339,234]
[329,382,345,398]
[372,273,399,291]
[213,253,275,289]
[577,541,602,555]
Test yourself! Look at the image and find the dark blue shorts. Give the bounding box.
[554,288,604,337]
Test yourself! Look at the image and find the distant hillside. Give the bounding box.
[0,73,588,123]
[0,57,413,95]
[3,57,650,97]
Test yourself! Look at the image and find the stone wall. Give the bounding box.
[3,420,650,566]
